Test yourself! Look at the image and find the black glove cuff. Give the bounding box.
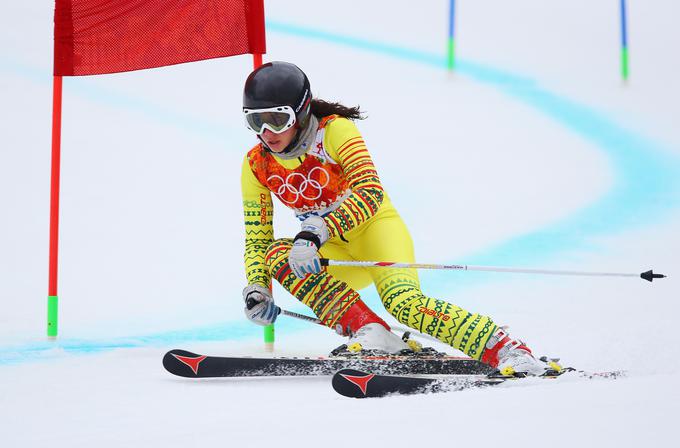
[293,230,321,250]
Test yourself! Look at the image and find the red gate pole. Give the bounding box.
[250,53,275,351]
[47,75,63,338]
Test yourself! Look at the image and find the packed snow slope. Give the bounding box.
[1,1,679,447]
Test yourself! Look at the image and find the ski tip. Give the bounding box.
[640,270,667,282]
[333,368,504,398]
[162,349,207,377]
[332,369,377,399]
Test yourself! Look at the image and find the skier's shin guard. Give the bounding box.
[265,238,387,334]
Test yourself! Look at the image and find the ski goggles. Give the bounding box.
[243,105,296,135]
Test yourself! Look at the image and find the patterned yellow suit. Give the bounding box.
[241,115,497,359]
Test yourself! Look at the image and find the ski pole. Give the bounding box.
[279,309,445,345]
[280,308,321,324]
[320,259,666,282]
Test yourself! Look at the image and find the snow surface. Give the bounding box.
[1,1,679,447]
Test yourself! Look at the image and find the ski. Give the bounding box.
[332,367,627,398]
[332,368,504,398]
[162,348,494,378]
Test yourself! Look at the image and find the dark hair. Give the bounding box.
[310,99,365,121]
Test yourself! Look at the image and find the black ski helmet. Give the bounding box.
[243,61,312,130]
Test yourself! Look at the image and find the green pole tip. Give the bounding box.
[263,324,275,352]
[621,48,629,82]
[264,324,275,343]
[447,38,456,71]
[47,295,58,337]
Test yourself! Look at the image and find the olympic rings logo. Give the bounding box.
[267,167,330,204]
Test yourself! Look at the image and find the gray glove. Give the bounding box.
[243,284,280,326]
[289,216,329,278]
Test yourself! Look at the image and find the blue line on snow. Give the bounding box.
[0,317,311,366]
[2,21,678,363]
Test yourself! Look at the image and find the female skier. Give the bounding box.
[240,61,555,376]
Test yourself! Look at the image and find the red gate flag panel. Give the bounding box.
[54,0,266,76]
